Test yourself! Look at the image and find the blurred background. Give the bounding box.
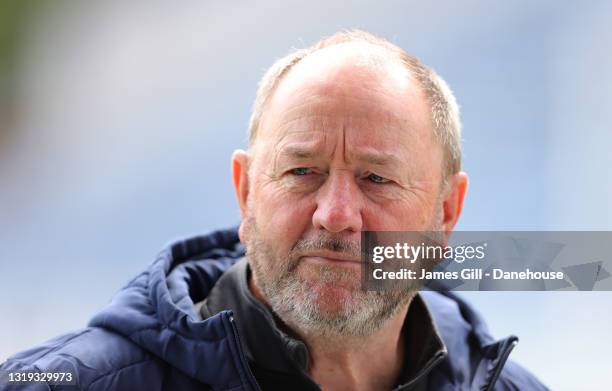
[1,1,611,389]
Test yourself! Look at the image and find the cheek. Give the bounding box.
[363,199,435,231]
[251,182,315,252]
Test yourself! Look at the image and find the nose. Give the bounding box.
[312,170,364,233]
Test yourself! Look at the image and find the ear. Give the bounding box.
[231,149,250,220]
[441,171,468,232]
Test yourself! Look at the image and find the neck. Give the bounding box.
[249,278,411,391]
[305,305,409,391]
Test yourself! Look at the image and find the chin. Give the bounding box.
[295,277,363,315]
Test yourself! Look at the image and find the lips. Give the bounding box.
[300,251,361,264]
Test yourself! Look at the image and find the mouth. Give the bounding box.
[300,251,361,265]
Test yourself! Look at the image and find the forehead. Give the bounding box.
[256,43,435,155]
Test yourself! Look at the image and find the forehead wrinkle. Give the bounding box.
[287,84,409,128]
[263,75,421,151]
[270,102,414,159]
[268,113,412,172]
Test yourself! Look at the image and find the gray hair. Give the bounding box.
[247,29,462,177]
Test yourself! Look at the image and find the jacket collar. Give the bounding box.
[90,228,258,390]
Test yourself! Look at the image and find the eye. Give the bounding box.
[290,167,313,176]
[366,173,390,184]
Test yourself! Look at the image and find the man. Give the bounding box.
[1,30,548,390]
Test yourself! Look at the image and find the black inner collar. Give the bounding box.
[197,258,446,390]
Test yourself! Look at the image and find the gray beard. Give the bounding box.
[243,216,425,338]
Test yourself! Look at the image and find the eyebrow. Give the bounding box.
[281,145,319,159]
[352,150,399,166]
[278,145,401,167]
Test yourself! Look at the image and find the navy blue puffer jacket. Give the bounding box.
[0,227,549,390]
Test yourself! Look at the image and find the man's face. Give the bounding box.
[234,44,461,336]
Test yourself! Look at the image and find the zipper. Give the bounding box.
[393,348,448,390]
[226,312,262,391]
[484,337,518,391]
